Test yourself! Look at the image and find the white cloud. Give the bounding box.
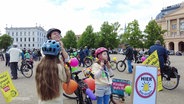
[0,0,183,36]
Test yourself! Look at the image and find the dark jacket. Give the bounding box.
[79,49,85,59]
[148,44,168,69]
[124,46,134,60]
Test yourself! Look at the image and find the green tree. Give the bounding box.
[0,34,13,50]
[121,20,143,48]
[62,30,77,49]
[77,25,96,48]
[98,21,120,49]
[144,20,166,48]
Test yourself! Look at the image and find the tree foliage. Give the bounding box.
[77,25,96,48]
[0,34,13,50]
[98,21,120,49]
[144,20,166,48]
[121,20,143,48]
[62,30,77,49]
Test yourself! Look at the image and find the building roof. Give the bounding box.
[5,26,46,31]
[156,3,181,20]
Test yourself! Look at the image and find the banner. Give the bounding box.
[132,65,157,104]
[0,71,19,102]
[111,78,131,96]
[142,50,163,91]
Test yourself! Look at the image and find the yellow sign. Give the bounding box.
[142,50,163,91]
[0,71,19,102]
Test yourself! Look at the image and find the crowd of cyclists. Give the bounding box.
[0,27,180,104]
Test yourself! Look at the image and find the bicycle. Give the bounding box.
[17,59,33,78]
[63,70,95,104]
[116,58,127,72]
[84,56,93,67]
[162,64,180,90]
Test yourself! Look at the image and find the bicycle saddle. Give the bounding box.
[72,70,82,76]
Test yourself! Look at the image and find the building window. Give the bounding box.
[20,44,22,47]
[33,32,34,35]
[12,32,14,36]
[172,24,177,29]
[16,38,18,42]
[24,38,26,42]
[8,32,10,35]
[24,44,26,47]
[37,38,39,42]
[28,44,30,47]
[33,37,34,42]
[20,32,22,36]
[38,44,39,47]
[16,32,18,36]
[33,44,34,47]
[180,19,184,31]
[28,38,30,42]
[24,32,26,35]
[20,38,22,42]
[28,32,30,36]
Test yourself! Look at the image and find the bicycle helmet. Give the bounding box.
[47,28,61,39]
[95,47,108,58]
[42,40,61,56]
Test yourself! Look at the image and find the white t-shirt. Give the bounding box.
[7,47,22,62]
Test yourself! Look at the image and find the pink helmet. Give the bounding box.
[95,47,108,58]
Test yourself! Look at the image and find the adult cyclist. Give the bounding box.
[148,40,168,78]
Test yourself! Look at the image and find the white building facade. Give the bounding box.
[5,26,47,50]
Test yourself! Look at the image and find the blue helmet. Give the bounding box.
[42,40,61,56]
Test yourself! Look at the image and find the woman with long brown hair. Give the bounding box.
[35,40,70,104]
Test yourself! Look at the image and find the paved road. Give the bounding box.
[0,55,184,104]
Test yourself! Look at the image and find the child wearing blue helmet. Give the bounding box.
[35,40,70,104]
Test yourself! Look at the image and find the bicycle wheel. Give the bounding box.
[84,58,93,67]
[21,64,33,78]
[85,97,92,104]
[116,61,126,72]
[110,61,116,70]
[162,72,180,90]
[166,60,171,66]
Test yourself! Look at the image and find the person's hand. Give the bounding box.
[59,40,64,48]
[100,61,104,69]
[106,61,111,69]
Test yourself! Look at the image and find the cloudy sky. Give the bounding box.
[0,0,183,36]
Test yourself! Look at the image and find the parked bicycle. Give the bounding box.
[116,58,127,72]
[17,59,33,78]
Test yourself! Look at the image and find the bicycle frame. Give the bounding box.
[71,70,93,104]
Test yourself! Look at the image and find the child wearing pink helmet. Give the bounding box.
[92,47,114,104]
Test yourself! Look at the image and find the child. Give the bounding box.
[35,40,70,104]
[24,50,31,59]
[92,47,114,104]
